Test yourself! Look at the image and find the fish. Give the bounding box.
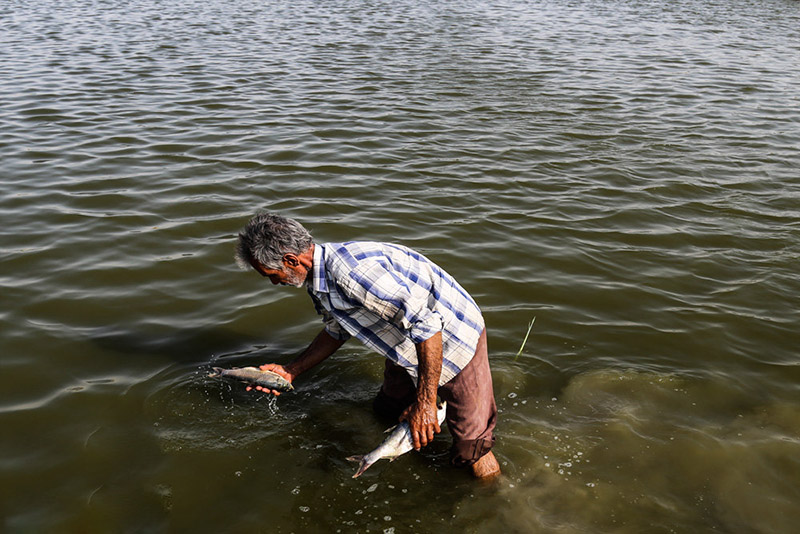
[208,366,294,392]
[347,402,447,478]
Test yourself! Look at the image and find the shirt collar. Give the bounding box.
[312,243,329,293]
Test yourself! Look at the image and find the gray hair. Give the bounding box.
[235,212,314,270]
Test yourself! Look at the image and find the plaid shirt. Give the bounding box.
[308,242,485,386]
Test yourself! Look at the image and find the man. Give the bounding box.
[235,212,500,478]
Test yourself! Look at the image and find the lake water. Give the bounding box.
[2,0,799,532]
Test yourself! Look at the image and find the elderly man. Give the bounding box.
[235,212,500,478]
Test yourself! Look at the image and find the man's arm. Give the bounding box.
[251,328,346,395]
[400,331,443,449]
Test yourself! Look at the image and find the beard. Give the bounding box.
[282,267,307,288]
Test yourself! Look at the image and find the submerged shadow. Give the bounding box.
[88,325,274,367]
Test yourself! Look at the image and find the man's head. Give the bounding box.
[235,212,314,287]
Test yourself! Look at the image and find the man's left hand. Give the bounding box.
[399,401,441,450]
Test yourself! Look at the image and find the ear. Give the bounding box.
[282,254,300,267]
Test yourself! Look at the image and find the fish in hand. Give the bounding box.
[208,366,294,392]
[347,402,447,478]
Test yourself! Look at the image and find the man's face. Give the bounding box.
[249,257,307,288]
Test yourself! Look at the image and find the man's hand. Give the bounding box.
[245,363,295,396]
[246,329,345,396]
[400,331,444,449]
[399,401,441,450]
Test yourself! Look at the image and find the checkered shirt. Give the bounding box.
[308,242,485,385]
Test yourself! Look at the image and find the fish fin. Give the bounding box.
[384,424,398,434]
[346,455,364,463]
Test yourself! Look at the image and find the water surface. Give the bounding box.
[1,0,799,532]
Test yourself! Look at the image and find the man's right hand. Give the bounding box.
[245,364,295,396]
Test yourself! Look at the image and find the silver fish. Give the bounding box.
[347,402,447,478]
[208,366,294,392]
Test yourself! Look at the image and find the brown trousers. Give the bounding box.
[372,329,497,467]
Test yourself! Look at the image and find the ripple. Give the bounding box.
[2,0,800,532]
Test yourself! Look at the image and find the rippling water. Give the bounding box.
[2,0,799,532]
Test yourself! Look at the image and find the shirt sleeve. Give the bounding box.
[308,292,351,341]
[340,261,443,344]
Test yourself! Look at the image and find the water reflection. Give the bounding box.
[2,0,800,531]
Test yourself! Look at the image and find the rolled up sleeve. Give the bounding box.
[309,292,351,341]
[323,316,351,341]
[402,308,444,344]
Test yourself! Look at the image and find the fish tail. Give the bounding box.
[346,455,372,478]
[208,367,224,378]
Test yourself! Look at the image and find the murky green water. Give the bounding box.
[2,0,799,532]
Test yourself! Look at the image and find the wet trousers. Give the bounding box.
[373,329,497,467]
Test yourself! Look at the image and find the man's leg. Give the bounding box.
[471,448,501,478]
[439,329,500,478]
[373,359,416,422]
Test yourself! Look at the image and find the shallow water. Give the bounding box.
[2,0,799,532]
